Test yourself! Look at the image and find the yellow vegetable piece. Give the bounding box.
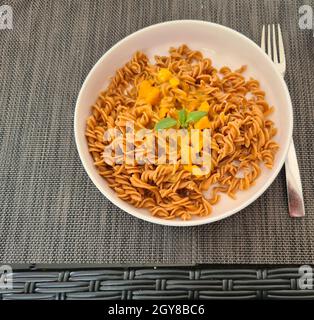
[184,164,193,172]
[146,87,161,105]
[138,80,152,98]
[169,77,180,88]
[157,68,172,82]
[138,80,161,105]
[159,107,169,118]
[183,164,203,176]
[194,116,211,130]
[198,101,210,112]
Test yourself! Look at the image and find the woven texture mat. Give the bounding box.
[3,266,314,300]
[0,0,313,264]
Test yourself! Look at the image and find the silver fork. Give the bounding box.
[261,24,305,217]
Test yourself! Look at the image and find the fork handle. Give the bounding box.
[285,139,305,217]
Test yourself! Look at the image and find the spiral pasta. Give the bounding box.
[85,45,279,220]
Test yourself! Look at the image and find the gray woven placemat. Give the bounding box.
[0,0,313,265]
[3,266,314,300]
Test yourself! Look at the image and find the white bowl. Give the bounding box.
[74,20,293,226]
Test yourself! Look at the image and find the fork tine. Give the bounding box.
[277,24,286,67]
[261,25,266,51]
[267,24,272,59]
[272,24,278,63]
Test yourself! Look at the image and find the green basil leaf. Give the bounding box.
[178,109,187,127]
[155,117,177,130]
[186,111,208,124]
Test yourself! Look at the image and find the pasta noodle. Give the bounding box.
[85,45,279,221]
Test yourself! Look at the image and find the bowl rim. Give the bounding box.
[74,20,293,227]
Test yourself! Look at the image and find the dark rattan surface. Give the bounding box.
[0,0,314,265]
[1,265,313,300]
